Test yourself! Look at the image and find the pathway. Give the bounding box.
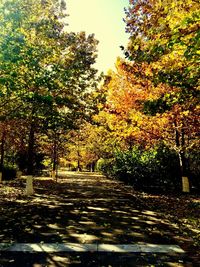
[0,171,194,266]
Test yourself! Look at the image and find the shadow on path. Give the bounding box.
[0,172,194,266]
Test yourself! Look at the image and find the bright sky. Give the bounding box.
[66,0,130,73]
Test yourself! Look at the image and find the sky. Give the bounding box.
[66,0,130,73]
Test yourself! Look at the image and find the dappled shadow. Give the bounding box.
[0,251,191,267]
[0,171,195,266]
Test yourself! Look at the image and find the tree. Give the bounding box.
[120,0,200,191]
[94,54,199,191]
[0,0,99,175]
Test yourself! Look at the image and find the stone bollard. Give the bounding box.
[0,172,2,183]
[25,175,34,195]
[182,176,190,193]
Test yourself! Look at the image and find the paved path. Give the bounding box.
[0,172,193,266]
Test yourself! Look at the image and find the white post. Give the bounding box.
[0,172,2,183]
[25,175,34,195]
[182,176,190,193]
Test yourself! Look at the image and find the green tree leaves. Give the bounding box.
[0,0,99,174]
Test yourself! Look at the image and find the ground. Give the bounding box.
[0,171,199,266]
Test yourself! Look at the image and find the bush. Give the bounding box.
[99,144,181,192]
[188,149,200,192]
[96,158,116,177]
[141,145,181,191]
[113,148,144,186]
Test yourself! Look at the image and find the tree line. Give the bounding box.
[0,0,199,193]
[70,0,200,192]
[0,0,100,178]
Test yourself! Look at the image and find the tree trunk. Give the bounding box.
[174,122,190,192]
[53,141,57,172]
[77,155,80,172]
[90,162,95,172]
[0,129,6,172]
[175,122,190,192]
[52,136,58,181]
[77,139,81,172]
[56,154,59,182]
[179,151,190,193]
[0,128,6,182]
[27,120,35,175]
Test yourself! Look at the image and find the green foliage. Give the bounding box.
[124,0,200,101]
[188,149,200,190]
[99,144,181,192]
[96,158,116,178]
[143,96,171,115]
[16,151,45,174]
[0,0,100,174]
[113,148,144,185]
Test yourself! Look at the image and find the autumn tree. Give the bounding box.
[120,0,200,191]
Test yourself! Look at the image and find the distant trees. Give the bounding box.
[0,0,199,193]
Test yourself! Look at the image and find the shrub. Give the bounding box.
[188,149,200,192]
[99,144,181,192]
[113,148,144,186]
[96,158,116,177]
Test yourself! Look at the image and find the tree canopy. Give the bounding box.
[0,0,99,174]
